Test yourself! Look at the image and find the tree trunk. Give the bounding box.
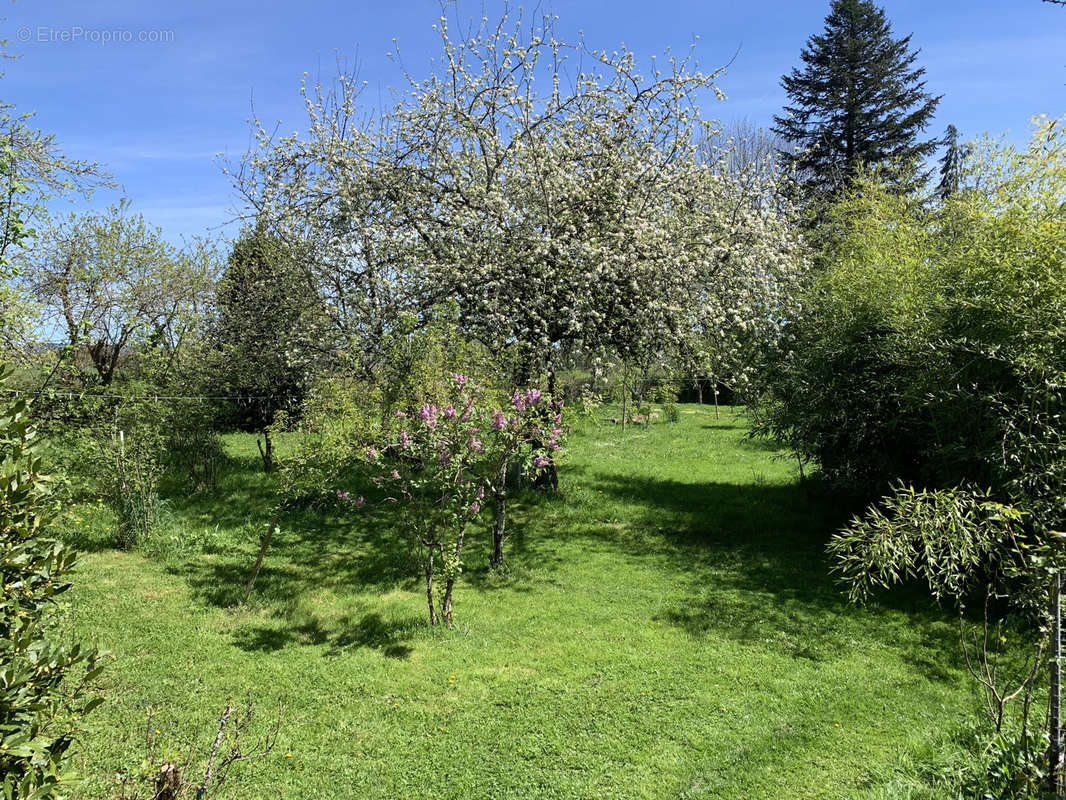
[257,428,274,472]
[155,763,181,800]
[491,470,507,569]
[441,525,466,626]
[713,383,720,420]
[441,577,455,627]
[426,546,438,626]
[621,362,629,433]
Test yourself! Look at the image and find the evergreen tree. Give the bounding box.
[936,124,968,200]
[773,0,941,202]
[210,223,334,469]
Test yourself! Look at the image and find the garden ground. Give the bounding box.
[62,406,980,798]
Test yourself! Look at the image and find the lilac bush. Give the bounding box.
[339,374,564,626]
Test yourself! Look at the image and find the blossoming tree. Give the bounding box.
[228,6,806,395]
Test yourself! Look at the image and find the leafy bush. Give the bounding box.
[0,369,103,799]
[831,483,1057,796]
[162,399,225,493]
[830,485,1029,604]
[107,429,166,550]
[650,383,680,423]
[30,386,170,549]
[763,117,1066,795]
[331,376,563,625]
[756,116,1066,522]
[576,387,604,420]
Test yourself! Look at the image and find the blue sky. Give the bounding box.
[4,0,1064,244]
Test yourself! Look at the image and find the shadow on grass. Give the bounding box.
[506,467,966,678]
[160,470,432,656]
[165,501,422,610]
[150,432,964,681]
[161,454,279,532]
[63,453,279,555]
[232,611,418,659]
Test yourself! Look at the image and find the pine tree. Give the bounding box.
[936,124,968,200]
[773,0,941,202]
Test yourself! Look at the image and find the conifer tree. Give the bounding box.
[773,0,941,201]
[936,124,968,200]
[211,223,333,469]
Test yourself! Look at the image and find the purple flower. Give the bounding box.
[476,485,485,500]
[443,405,457,420]
[468,500,481,515]
[533,456,550,468]
[553,413,563,425]
[366,446,378,460]
[525,388,542,406]
[354,496,366,508]
[468,437,484,454]
[459,404,473,423]
[393,409,407,418]
[453,373,469,389]
[510,392,527,412]
[336,490,350,501]
[491,410,508,430]
[399,430,412,449]
[419,404,439,427]
[391,469,401,480]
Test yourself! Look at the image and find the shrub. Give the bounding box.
[755,116,1066,519]
[162,399,225,493]
[0,368,103,799]
[340,375,564,625]
[114,700,281,800]
[84,394,169,550]
[650,383,680,423]
[32,387,171,549]
[763,117,1066,794]
[107,429,165,550]
[576,386,604,420]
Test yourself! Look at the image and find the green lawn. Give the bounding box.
[61,406,978,798]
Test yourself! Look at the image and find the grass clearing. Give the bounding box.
[62,406,978,798]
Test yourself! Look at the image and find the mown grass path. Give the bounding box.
[65,407,974,798]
